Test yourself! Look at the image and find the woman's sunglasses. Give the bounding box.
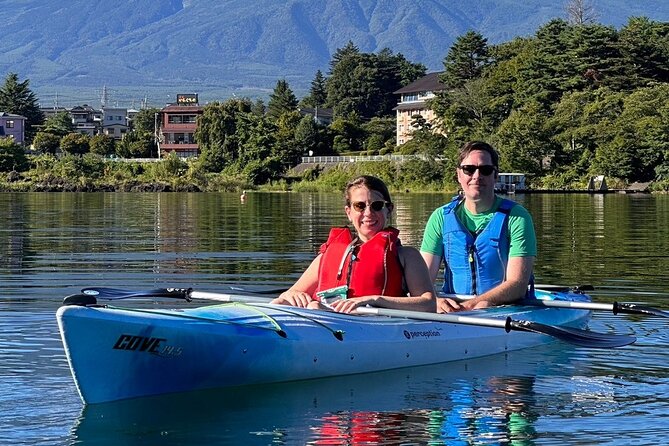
[349,200,392,212]
[459,165,497,176]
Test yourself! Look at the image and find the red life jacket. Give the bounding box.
[314,227,405,299]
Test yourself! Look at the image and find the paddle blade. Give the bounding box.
[614,302,669,318]
[509,320,636,348]
[80,287,190,300]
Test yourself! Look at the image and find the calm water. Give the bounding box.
[1,191,668,445]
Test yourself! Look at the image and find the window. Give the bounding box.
[5,120,14,128]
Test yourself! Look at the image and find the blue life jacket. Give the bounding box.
[441,196,516,295]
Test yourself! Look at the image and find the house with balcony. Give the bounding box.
[102,107,128,140]
[0,112,26,144]
[393,72,446,145]
[70,104,102,136]
[157,94,203,158]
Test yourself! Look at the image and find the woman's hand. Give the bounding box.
[271,290,314,308]
[329,296,378,314]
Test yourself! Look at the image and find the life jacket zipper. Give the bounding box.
[469,244,477,295]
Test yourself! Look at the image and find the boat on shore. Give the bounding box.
[57,288,627,404]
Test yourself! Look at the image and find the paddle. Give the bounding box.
[355,307,636,348]
[440,292,669,319]
[66,286,635,348]
[64,287,273,305]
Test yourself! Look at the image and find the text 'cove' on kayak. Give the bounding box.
[56,288,630,404]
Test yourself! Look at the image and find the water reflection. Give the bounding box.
[71,344,576,445]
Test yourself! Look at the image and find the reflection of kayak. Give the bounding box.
[57,289,592,404]
[72,344,573,444]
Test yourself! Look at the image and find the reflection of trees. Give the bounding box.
[529,194,668,293]
[1,196,29,274]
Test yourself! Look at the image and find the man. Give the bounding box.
[420,141,537,313]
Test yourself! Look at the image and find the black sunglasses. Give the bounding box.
[459,165,497,176]
[349,200,391,212]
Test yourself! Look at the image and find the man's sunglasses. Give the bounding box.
[349,200,392,212]
[459,165,497,176]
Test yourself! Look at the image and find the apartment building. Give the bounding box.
[157,94,203,158]
[393,72,446,145]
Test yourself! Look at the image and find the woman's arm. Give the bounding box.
[270,254,322,308]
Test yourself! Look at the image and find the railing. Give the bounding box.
[301,155,423,163]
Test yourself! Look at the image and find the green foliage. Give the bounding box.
[116,131,154,158]
[60,133,90,155]
[326,43,426,119]
[0,73,43,142]
[149,153,188,180]
[441,31,491,89]
[0,137,28,172]
[267,80,298,119]
[89,134,116,156]
[32,131,61,154]
[132,108,160,134]
[43,111,75,137]
[493,101,555,176]
[195,98,253,172]
[300,70,327,107]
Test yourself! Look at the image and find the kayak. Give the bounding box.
[57,288,595,404]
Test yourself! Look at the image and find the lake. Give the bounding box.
[1,191,668,445]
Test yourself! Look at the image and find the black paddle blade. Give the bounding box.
[80,287,191,300]
[63,293,98,306]
[509,319,636,348]
[614,302,669,318]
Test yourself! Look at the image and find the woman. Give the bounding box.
[271,175,436,313]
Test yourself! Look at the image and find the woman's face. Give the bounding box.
[345,186,392,242]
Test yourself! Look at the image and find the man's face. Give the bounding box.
[457,150,498,202]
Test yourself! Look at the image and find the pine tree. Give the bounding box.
[301,70,327,108]
[267,80,298,119]
[441,31,491,89]
[0,73,44,142]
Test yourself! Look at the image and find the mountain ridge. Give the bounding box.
[1,0,668,107]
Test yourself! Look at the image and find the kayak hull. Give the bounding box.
[57,290,591,404]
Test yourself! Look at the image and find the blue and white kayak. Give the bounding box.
[56,288,622,404]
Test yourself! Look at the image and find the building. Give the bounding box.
[393,72,446,145]
[102,107,129,140]
[0,112,26,144]
[70,104,102,137]
[157,94,203,158]
[298,107,334,126]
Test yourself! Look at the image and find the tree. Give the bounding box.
[0,137,28,172]
[326,47,425,120]
[565,0,599,25]
[618,17,669,87]
[89,134,116,156]
[43,111,75,136]
[441,31,491,89]
[267,80,298,119]
[132,108,160,134]
[493,101,556,175]
[60,133,90,155]
[195,98,253,172]
[300,70,327,108]
[0,73,43,142]
[32,131,62,154]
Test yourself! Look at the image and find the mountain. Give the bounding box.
[1,0,668,108]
